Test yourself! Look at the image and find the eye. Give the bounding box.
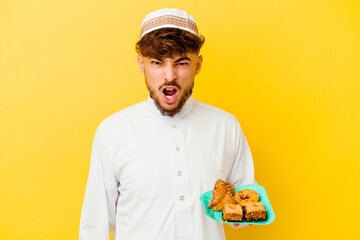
[151,60,162,65]
[177,62,189,66]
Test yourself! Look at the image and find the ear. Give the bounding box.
[195,55,203,75]
[137,55,145,74]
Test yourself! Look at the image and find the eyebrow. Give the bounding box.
[174,57,191,63]
[151,57,191,63]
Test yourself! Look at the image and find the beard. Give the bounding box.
[145,78,194,117]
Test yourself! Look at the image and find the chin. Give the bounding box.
[158,99,178,109]
[155,99,183,117]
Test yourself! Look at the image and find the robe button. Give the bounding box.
[177,171,182,176]
[172,124,177,128]
[176,146,180,152]
[179,195,185,201]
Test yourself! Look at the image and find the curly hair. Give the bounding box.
[135,28,205,59]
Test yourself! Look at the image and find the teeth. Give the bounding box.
[165,95,174,99]
[166,88,174,90]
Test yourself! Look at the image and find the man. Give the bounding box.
[80,8,255,240]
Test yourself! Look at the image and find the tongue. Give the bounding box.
[164,89,176,96]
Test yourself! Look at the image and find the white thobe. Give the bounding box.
[80,94,255,240]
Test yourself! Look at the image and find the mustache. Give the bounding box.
[158,81,181,91]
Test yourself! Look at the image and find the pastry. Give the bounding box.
[222,203,243,222]
[234,189,260,206]
[243,202,267,221]
[212,192,237,211]
[207,179,234,208]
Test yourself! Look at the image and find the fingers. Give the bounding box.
[228,223,248,228]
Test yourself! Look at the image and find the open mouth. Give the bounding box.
[162,87,178,103]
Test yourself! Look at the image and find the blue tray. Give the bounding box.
[200,184,275,225]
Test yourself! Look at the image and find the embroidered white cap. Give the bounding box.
[140,8,199,39]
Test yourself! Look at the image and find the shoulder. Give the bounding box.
[192,99,240,125]
[96,100,147,133]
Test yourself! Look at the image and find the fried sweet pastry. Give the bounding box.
[207,182,228,208]
[207,179,234,208]
[225,182,234,194]
[244,202,267,221]
[234,189,260,207]
[212,192,237,211]
[222,203,243,222]
[213,179,234,194]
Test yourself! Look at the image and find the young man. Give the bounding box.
[80,8,255,240]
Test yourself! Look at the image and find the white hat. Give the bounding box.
[140,8,199,39]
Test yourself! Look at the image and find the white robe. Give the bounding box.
[80,94,255,240]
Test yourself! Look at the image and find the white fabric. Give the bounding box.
[79,94,255,240]
[141,25,198,40]
[140,8,198,39]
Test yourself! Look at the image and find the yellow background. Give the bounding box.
[1,0,359,239]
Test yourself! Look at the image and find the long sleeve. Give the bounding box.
[227,121,255,229]
[80,125,119,240]
[227,120,255,187]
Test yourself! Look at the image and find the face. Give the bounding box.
[137,53,203,117]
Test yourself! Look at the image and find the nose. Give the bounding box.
[163,64,177,82]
